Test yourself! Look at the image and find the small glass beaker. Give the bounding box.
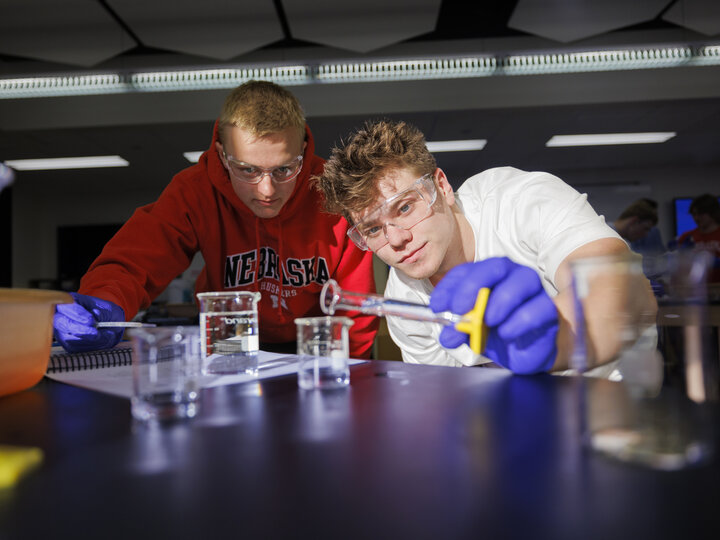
[197,291,261,375]
[129,325,202,422]
[571,251,717,470]
[295,316,354,390]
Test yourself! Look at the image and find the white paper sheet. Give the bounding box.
[45,351,366,398]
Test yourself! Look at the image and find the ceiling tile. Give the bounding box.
[663,0,720,36]
[0,0,134,67]
[283,0,442,53]
[107,0,284,60]
[508,0,669,43]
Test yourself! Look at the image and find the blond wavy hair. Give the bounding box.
[218,80,305,144]
[315,120,437,222]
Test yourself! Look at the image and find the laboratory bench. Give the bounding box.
[0,360,718,539]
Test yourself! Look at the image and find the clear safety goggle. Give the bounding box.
[223,153,303,184]
[347,173,437,251]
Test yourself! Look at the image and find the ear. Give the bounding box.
[215,141,224,159]
[435,168,456,206]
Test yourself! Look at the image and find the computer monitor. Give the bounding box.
[673,196,720,237]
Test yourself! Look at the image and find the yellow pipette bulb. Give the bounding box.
[453,287,490,354]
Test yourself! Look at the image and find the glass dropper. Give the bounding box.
[320,279,464,326]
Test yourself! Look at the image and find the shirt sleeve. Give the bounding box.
[78,177,201,318]
[531,177,619,286]
[472,170,622,290]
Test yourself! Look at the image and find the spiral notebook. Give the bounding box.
[47,344,134,373]
[45,346,359,399]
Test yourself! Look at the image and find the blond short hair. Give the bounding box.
[315,120,437,221]
[218,80,306,144]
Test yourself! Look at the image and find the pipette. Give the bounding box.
[320,279,490,354]
[95,322,157,328]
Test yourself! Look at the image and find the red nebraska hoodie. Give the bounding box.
[78,122,379,358]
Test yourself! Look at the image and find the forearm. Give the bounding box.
[550,242,658,372]
[548,289,575,371]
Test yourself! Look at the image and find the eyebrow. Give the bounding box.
[230,158,292,167]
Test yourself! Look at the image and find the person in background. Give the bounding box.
[315,119,656,375]
[611,198,659,247]
[630,197,667,256]
[612,198,666,289]
[677,193,720,283]
[53,81,378,357]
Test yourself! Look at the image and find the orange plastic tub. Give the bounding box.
[0,289,72,397]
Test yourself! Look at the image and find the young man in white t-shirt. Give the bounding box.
[315,119,657,374]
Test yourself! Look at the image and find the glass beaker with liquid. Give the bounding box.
[197,291,261,375]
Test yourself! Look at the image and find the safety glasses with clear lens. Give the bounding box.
[347,173,437,251]
[224,154,303,184]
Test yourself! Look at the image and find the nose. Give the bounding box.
[383,223,412,248]
[255,172,276,196]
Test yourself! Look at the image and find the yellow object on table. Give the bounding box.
[454,288,490,355]
[0,445,43,489]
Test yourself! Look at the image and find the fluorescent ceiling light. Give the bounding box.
[316,57,495,83]
[4,155,129,170]
[546,132,676,147]
[3,44,720,99]
[426,139,487,152]
[183,151,203,163]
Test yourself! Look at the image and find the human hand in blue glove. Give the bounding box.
[53,292,126,353]
[429,258,559,374]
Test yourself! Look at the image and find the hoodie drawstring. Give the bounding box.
[254,216,260,294]
[277,221,284,317]
[255,216,283,318]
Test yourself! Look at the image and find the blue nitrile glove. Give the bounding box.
[53,292,126,353]
[429,258,558,375]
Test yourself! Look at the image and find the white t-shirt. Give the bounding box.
[385,166,622,368]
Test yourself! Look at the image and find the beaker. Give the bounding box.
[295,316,354,390]
[197,291,261,375]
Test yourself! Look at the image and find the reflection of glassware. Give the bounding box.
[572,252,717,470]
[297,388,352,442]
[295,316,354,390]
[128,421,191,475]
[197,291,261,375]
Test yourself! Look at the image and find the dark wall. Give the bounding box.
[1,187,10,287]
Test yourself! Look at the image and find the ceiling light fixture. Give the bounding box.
[1,44,719,100]
[3,155,129,170]
[316,57,496,83]
[426,139,487,152]
[503,48,693,75]
[546,132,677,147]
[131,65,310,92]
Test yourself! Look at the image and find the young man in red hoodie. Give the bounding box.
[53,81,379,357]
